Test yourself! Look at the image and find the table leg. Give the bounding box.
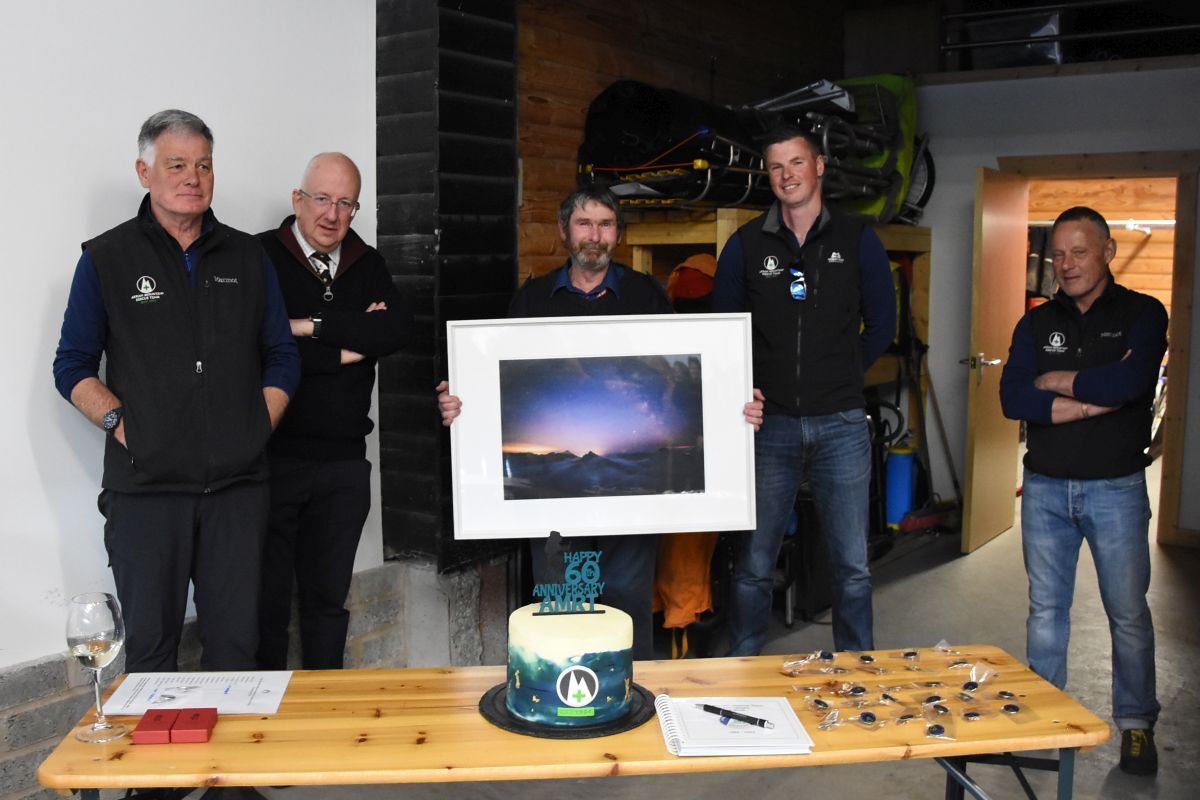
[1056,747,1076,800]
[936,756,995,800]
[78,791,99,800]
[944,756,963,800]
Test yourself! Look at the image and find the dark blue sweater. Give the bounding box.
[1000,280,1167,479]
[999,284,1166,425]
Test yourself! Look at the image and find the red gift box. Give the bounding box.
[132,709,180,745]
[170,707,218,743]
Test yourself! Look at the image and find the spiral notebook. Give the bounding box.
[654,694,813,756]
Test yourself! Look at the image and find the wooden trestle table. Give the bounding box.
[39,645,1108,800]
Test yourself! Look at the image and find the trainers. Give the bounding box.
[1119,728,1158,775]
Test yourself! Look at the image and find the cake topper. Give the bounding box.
[532,533,605,614]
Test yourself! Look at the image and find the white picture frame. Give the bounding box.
[447,313,756,540]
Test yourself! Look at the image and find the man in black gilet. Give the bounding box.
[713,126,896,656]
[1000,206,1165,775]
[53,110,299,671]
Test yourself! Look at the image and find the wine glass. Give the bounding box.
[66,592,127,743]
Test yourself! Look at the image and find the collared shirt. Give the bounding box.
[550,262,625,300]
[291,221,342,279]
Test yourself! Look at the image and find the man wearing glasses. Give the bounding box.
[256,152,410,669]
[713,125,896,656]
[53,109,299,672]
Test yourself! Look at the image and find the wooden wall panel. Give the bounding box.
[518,0,843,281]
[1029,177,1177,217]
[1029,177,1178,316]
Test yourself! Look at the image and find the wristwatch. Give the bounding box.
[102,406,124,434]
[310,314,324,339]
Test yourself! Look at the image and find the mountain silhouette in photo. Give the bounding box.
[503,445,704,500]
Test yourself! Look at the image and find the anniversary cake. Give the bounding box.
[505,602,633,727]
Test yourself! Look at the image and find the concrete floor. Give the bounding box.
[242,457,1200,799]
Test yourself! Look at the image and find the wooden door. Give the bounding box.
[961,169,1028,553]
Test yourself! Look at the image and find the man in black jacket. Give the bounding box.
[53,109,299,672]
[256,153,410,669]
[1000,206,1166,775]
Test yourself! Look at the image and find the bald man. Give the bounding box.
[256,153,411,669]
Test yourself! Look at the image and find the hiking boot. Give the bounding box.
[1119,728,1158,775]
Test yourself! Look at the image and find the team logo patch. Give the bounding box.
[828,250,845,263]
[759,254,783,277]
[556,665,599,708]
[1043,331,1067,354]
[131,275,165,304]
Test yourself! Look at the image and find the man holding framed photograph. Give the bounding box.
[438,186,763,659]
[713,125,896,657]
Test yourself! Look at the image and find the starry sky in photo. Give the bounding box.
[499,354,703,456]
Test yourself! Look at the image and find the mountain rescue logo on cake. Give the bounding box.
[759,255,783,277]
[131,275,165,305]
[556,665,599,716]
[1044,331,1068,354]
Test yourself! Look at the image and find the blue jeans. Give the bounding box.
[1021,469,1159,729]
[728,410,874,655]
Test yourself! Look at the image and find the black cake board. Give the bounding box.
[479,682,655,739]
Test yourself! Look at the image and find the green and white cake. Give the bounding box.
[505,603,633,727]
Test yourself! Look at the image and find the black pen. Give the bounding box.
[695,703,775,729]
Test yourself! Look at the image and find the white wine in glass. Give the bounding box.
[66,592,128,743]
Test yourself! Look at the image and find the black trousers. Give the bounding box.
[100,482,269,672]
[257,456,371,670]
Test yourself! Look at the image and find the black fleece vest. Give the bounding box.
[86,210,271,492]
[1026,282,1157,479]
[738,206,867,416]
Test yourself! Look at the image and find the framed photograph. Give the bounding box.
[447,313,756,540]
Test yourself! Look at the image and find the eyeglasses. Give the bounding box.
[789,267,807,301]
[297,188,360,218]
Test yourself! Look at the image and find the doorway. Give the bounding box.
[961,152,1197,551]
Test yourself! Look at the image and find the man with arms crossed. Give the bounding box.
[256,153,410,669]
[1000,205,1165,775]
[713,125,896,656]
[53,109,299,671]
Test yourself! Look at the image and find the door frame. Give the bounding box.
[996,150,1199,546]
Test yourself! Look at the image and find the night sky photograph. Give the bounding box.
[498,354,705,500]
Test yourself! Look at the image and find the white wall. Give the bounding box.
[0,0,378,669]
[915,65,1200,527]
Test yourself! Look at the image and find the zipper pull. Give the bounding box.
[196,360,203,374]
